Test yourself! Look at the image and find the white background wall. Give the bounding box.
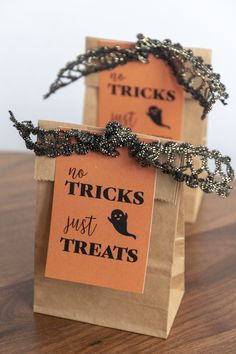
[1,0,236,169]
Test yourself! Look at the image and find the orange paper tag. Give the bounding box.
[98,39,184,140]
[45,147,156,293]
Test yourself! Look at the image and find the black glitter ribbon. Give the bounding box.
[10,111,234,198]
[44,34,228,119]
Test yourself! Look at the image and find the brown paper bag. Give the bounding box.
[33,120,184,339]
[82,37,211,223]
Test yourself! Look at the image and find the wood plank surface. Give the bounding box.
[0,152,236,354]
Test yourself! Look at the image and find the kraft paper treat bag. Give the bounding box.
[82,37,212,223]
[33,120,184,339]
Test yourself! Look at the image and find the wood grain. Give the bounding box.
[0,152,236,354]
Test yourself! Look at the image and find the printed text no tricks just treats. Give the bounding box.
[59,166,145,263]
[105,72,176,128]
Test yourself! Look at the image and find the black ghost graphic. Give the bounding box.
[108,209,136,239]
[146,105,170,129]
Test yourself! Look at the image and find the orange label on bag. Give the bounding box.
[98,39,184,140]
[45,147,156,293]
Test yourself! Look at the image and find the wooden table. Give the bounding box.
[1,152,236,354]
